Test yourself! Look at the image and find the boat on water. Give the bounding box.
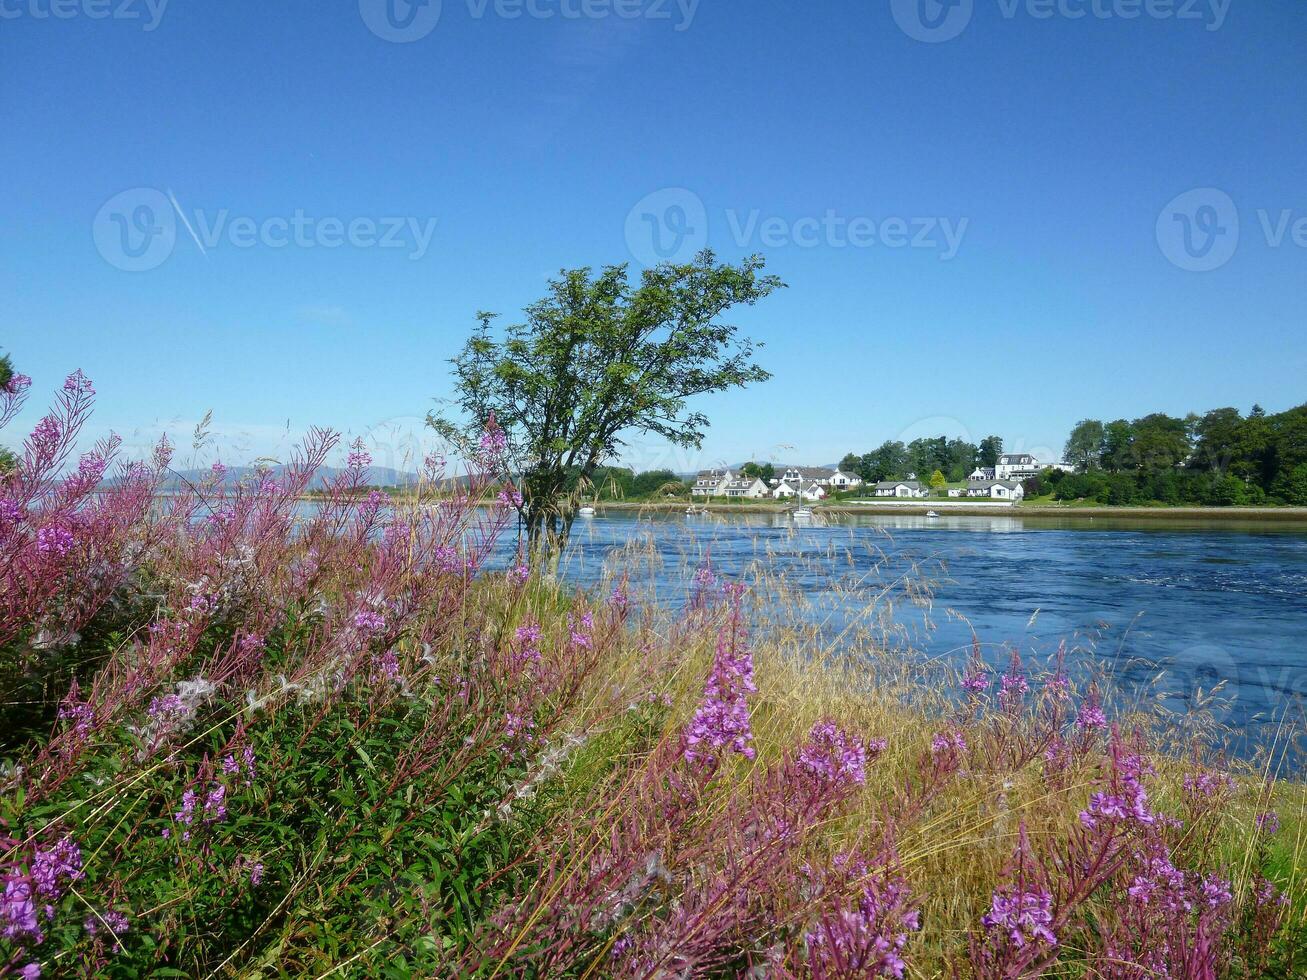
[578,506,596,517]
[926,510,940,519]
[791,505,814,520]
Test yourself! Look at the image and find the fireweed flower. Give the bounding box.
[683,615,757,768]
[982,886,1057,949]
[346,440,372,470]
[353,609,386,635]
[1255,811,1280,834]
[567,612,594,650]
[478,414,507,463]
[999,650,1029,706]
[84,909,130,940]
[1077,692,1107,731]
[2,875,41,943]
[609,584,629,613]
[63,370,94,396]
[509,560,530,585]
[30,837,83,898]
[35,524,75,557]
[798,721,870,787]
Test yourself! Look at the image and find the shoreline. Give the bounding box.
[592,500,1307,522]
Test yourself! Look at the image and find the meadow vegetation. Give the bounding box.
[1,371,1303,978]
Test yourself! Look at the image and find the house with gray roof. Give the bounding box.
[872,480,927,499]
[690,468,733,497]
[966,479,1025,500]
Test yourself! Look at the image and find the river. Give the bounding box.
[537,510,1307,761]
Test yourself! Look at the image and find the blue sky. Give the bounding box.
[2,0,1304,474]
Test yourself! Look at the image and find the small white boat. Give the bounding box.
[685,505,700,516]
[926,510,940,519]
[578,506,596,517]
[792,506,814,519]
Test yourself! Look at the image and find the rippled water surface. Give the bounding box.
[540,510,1307,753]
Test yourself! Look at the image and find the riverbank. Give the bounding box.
[595,500,1307,522]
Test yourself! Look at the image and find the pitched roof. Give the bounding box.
[874,480,922,489]
[997,454,1035,465]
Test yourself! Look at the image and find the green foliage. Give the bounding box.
[929,469,947,491]
[1064,419,1105,472]
[429,252,784,559]
[1058,403,1307,505]
[740,461,775,483]
[977,435,1003,469]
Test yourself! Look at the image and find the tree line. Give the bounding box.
[837,435,1005,485]
[1054,405,1307,506]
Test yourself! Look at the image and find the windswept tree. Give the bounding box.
[429,251,783,564]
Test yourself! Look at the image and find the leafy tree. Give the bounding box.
[1130,413,1192,472]
[0,353,15,474]
[860,441,907,482]
[1100,419,1136,473]
[977,435,1003,469]
[1271,463,1307,506]
[929,469,947,492]
[1190,408,1243,473]
[1064,419,1105,472]
[740,461,775,483]
[631,468,682,497]
[945,438,978,482]
[838,452,861,475]
[429,252,783,564]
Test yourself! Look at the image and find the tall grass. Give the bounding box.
[0,372,1302,978]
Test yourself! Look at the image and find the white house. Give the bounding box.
[966,479,1025,500]
[872,480,928,499]
[969,466,996,481]
[828,468,862,490]
[691,468,733,497]
[723,477,769,499]
[797,481,827,502]
[995,454,1042,481]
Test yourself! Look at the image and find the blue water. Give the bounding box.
[537,511,1307,758]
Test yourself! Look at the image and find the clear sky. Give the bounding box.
[2,0,1304,475]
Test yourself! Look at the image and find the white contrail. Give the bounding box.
[167,188,207,256]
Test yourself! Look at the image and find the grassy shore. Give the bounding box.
[594,500,1307,522]
[7,404,1304,975]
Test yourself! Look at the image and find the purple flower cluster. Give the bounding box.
[798,721,869,787]
[930,729,967,758]
[683,619,757,768]
[1080,752,1154,829]
[567,611,594,650]
[346,440,373,470]
[2,836,84,947]
[352,608,386,635]
[83,909,130,940]
[1076,692,1107,731]
[981,885,1057,949]
[805,857,919,978]
[35,524,74,557]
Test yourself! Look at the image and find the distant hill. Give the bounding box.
[157,465,421,492]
